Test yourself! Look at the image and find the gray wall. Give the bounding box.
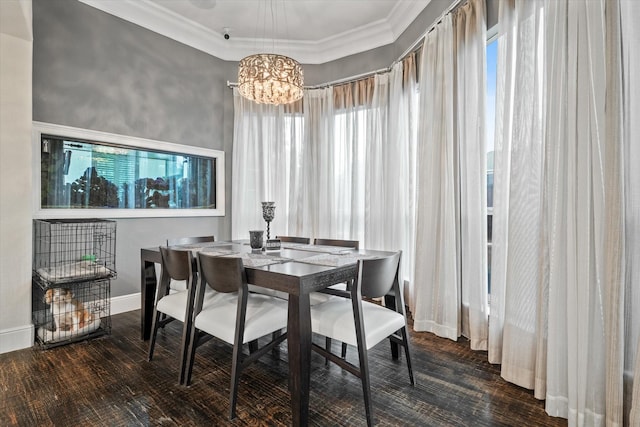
[32,0,477,298]
[33,0,235,297]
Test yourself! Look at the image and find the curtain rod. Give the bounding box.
[305,66,391,89]
[394,0,466,57]
[426,0,466,34]
[227,65,391,91]
[227,0,467,91]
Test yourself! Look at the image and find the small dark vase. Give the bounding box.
[249,230,264,249]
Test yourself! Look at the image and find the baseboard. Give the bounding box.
[111,292,141,315]
[0,323,34,354]
[0,292,141,354]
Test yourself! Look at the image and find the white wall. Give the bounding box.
[0,0,34,353]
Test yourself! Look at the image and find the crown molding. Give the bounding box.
[78,0,431,64]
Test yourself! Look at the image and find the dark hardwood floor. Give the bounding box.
[1,310,566,426]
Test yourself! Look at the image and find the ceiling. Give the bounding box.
[78,0,432,64]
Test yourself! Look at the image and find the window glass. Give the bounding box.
[40,136,216,210]
[486,37,498,292]
[486,38,497,214]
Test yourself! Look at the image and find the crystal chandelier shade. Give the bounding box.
[238,53,304,105]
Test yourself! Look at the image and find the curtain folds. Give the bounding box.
[488,0,546,390]
[365,59,418,296]
[413,13,459,340]
[490,0,638,424]
[622,0,640,424]
[232,59,418,290]
[453,0,489,352]
[543,0,610,421]
[412,0,488,350]
[231,90,296,238]
[305,81,368,242]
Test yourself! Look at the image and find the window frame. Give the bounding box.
[32,121,225,219]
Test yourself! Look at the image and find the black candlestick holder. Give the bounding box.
[261,201,275,240]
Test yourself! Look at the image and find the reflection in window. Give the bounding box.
[40,136,216,210]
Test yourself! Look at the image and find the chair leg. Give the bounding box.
[341,342,348,359]
[384,294,400,359]
[178,319,192,385]
[230,287,249,420]
[325,337,332,365]
[272,329,282,356]
[356,343,374,427]
[183,328,200,387]
[147,309,162,362]
[400,327,415,385]
[229,343,243,420]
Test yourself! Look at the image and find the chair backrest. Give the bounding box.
[356,251,401,299]
[196,253,245,294]
[314,238,359,250]
[277,236,311,244]
[167,235,215,246]
[159,246,194,282]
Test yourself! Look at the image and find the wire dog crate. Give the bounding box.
[32,277,111,348]
[32,218,116,348]
[33,219,116,285]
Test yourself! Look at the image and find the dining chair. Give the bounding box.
[276,235,311,244]
[164,236,215,292]
[313,238,359,250]
[313,237,359,294]
[148,246,205,384]
[313,238,360,360]
[309,251,414,427]
[183,252,289,420]
[166,235,215,246]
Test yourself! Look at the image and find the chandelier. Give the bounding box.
[238,53,303,105]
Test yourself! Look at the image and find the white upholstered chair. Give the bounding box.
[309,251,414,427]
[183,252,289,420]
[164,235,215,291]
[147,246,217,384]
[312,238,360,359]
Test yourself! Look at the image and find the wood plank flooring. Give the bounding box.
[0,310,566,426]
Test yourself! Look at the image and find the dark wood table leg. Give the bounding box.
[141,260,157,341]
[288,293,312,426]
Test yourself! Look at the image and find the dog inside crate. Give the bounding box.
[34,282,105,344]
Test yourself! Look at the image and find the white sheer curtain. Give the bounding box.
[231,89,303,239]
[490,0,639,424]
[233,64,418,284]
[413,0,488,350]
[365,57,418,293]
[487,0,545,389]
[302,83,367,242]
[303,71,418,284]
[622,0,640,423]
[543,0,610,421]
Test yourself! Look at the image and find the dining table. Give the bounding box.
[139,240,392,426]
